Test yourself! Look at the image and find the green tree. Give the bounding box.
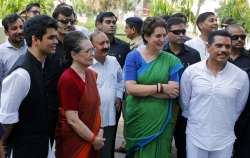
[0,0,54,18]
[149,0,195,24]
[216,0,250,31]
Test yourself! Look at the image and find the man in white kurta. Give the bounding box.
[180,30,249,158]
[90,31,124,158]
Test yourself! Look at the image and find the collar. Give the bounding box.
[4,39,25,49]
[164,42,185,56]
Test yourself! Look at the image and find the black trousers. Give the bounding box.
[233,139,250,158]
[48,109,58,147]
[174,115,187,158]
[101,126,116,158]
[7,136,48,158]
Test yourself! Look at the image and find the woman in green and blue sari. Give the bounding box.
[124,17,183,158]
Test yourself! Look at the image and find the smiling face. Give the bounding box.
[5,18,24,46]
[207,35,231,64]
[145,26,166,51]
[35,28,58,55]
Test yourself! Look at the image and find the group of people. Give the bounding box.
[0,2,249,158]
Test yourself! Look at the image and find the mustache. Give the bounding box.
[101,48,110,52]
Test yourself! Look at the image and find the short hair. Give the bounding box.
[52,3,75,19]
[125,17,143,34]
[89,30,105,42]
[196,12,215,30]
[95,12,117,25]
[172,12,188,23]
[221,16,237,27]
[226,23,244,32]
[24,15,57,47]
[207,30,231,45]
[26,2,40,12]
[161,15,171,23]
[63,31,88,67]
[2,13,23,31]
[166,17,185,31]
[141,17,166,44]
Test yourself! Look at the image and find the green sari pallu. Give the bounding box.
[125,52,183,158]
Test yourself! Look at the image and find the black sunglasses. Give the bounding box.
[57,19,76,25]
[231,34,246,40]
[169,29,186,35]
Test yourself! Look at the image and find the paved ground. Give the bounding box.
[114,116,177,158]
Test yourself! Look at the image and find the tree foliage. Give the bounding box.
[216,0,250,32]
[150,0,195,24]
[0,0,54,18]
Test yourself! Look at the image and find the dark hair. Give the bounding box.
[141,17,166,44]
[24,15,57,47]
[52,3,75,19]
[26,2,40,12]
[161,15,171,23]
[166,17,185,31]
[208,30,231,45]
[2,13,23,31]
[125,17,143,34]
[172,12,188,23]
[196,12,215,30]
[63,31,88,67]
[95,12,117,25]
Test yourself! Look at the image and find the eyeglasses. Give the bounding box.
[57,19,76,25]
[103,20,117,25]
[30,10,40,15]
[231,34,246,40]
[83,48,96,54]
[169,29,186,35]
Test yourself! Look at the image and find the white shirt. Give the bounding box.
[90,55,124,127]
[0,40,27,102]
[180,60,249,151]
[185,37,208,60]
[0,68,53,158]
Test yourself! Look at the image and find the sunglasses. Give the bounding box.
[57,19,76,25]
[169,29,186,35]
[30,10,40,15]
[231,34,246,40]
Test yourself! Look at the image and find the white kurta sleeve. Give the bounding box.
[0,68,30,124]
[235,72,249,119]
[180,68,192,118]
[115,58,124,99]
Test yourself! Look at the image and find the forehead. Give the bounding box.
[227,26,245,34]
[93,32,109,43]
[152,26,166,34]
[79,39,93,49]
[103,16,116,21]
[204,15,217,21]
[170,23,186,30]
[30,6,40,11]
[212,36,231,44]
[8,18,23,27]
[57,13,74,19]
[44,28,57,36]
